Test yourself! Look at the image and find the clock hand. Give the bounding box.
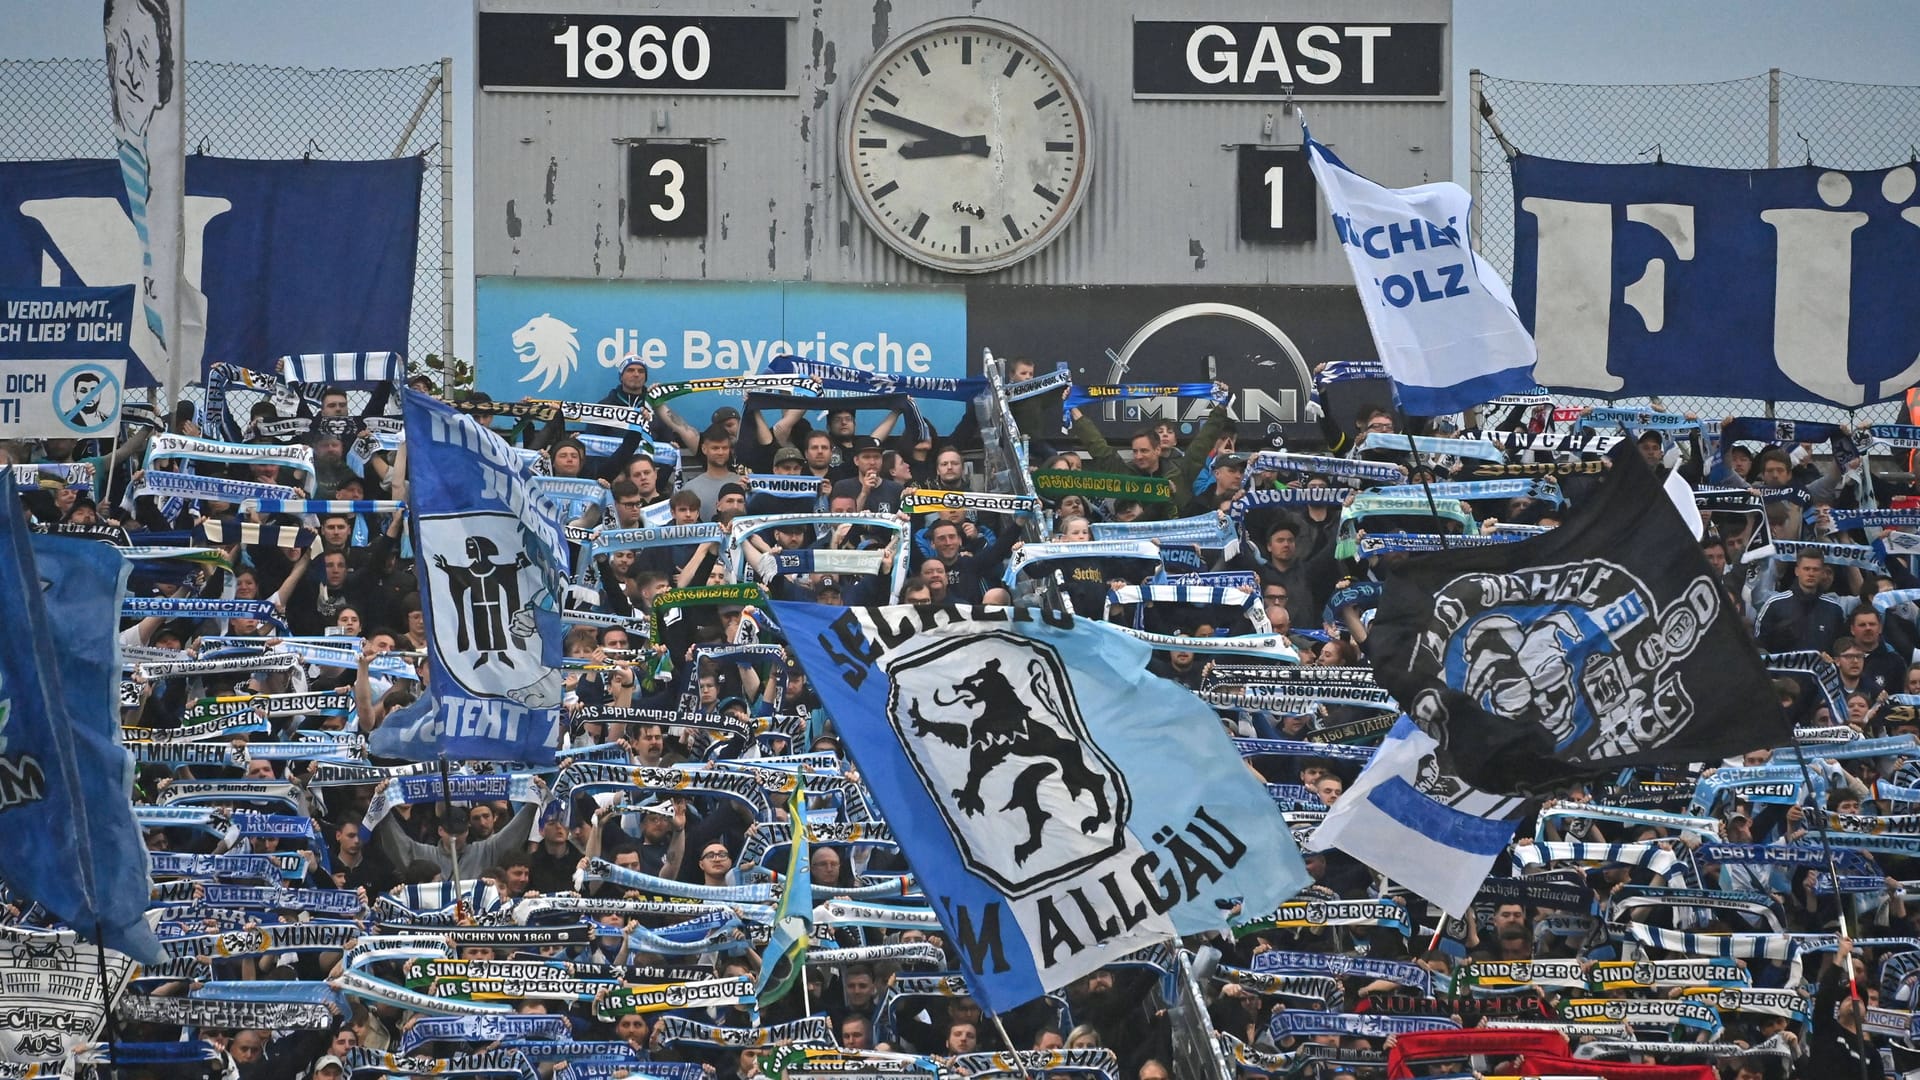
[897,136,992,159]
[867,108,968,144]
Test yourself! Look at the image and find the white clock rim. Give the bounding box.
[837,16,1095,276]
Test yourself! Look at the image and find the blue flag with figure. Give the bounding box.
[0,475,162,961]
[774,602,1308,1013]
[403,391,569,765]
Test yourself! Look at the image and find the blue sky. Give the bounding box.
[6,0,1918,357]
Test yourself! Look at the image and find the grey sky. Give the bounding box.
[5,0,1918,358]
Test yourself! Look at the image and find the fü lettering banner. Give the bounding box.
[1512,156,1920,408]
[776,602,1306,1013]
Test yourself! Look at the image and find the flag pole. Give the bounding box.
[987,1011,1036,1080]
[1407,445,1454,552]
[93,920,119,1080]
[1785,732,1857,997]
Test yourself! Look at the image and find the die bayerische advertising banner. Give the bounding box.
[474,278,969,432]
[475,280,1380,446]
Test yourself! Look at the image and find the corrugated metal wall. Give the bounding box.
[474,0,1451,286]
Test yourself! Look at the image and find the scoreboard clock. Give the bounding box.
[840,18,1094,274]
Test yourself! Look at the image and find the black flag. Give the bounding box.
[1367,451,1785,795]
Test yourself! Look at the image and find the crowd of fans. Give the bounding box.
[7,354,1920,1080]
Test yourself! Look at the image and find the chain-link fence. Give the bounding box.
[0,56,451,374]
[1470,69,1920,424]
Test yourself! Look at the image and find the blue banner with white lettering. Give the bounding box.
[399,391,568,765]
[1512,156,1920,408]
[0,474,162,961]
[0,286,134,361]
[0,157,421,385]
[774,602,1307,1013]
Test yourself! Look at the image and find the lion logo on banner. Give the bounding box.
[513,313,579,392]
[887,630,1129,896]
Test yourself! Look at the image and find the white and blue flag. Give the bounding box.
[1306,717,1523,918]
[776,602,1308,1013]
[396,391,568,765]
[1306,124,1537,416]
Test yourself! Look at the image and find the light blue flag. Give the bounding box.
[0,475,162,961]
[1306,123,1537,416]
[1306,717,1523,919]
[402,391,569,764]
[774,602,1307,1013]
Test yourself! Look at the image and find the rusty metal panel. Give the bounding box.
[474,0,1452,284]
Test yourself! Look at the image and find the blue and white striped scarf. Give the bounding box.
[1576,407,1705,433]
[624,910,751,955]
[1866,424,1920,449]
[1511,841,1690,886]
[768,356,990,401]
[279,350,404,389]
[1251,949,1431,994]
[1373,477,1562,505]
[1771,538,1885,571]
[399,1015,572,1054]
[1003,366,1075,401]
[1356,532,1526,556]
[1227,488,1349,520]
[577,858,776,903]
[336,971,515,1017]
[1313,360,1389,384]
[1090,511,1239,546]
[1358,432,1508,462]
[121,594,283,624]
[242,498,405,516]
[115,136,165,348]
[1269,1011,1456,1039]
[139,469,302,507]
[1247,451,1406,483]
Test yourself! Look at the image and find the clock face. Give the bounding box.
[840,18,1094,274]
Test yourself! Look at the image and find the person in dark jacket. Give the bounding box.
[1806,937,1872,1079]
[1757,552,1849,655]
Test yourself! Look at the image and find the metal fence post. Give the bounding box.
[1468,69,1485,242]
[440,56,456,364]
[1767,67,1781,169]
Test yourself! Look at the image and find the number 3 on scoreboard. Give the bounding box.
[628,143,708,238]
[649,159,685,221]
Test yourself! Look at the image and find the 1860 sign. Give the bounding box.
[1133,21,1444,98]
[479,12,789,93]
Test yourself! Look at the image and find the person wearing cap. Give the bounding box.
[679,424,747,521]
[599,354,697,450]
[745,446,821,517]
[1184,452,1247,514]
[711,405,742,442]
[712,481,749,526]
[830,435,902,514]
